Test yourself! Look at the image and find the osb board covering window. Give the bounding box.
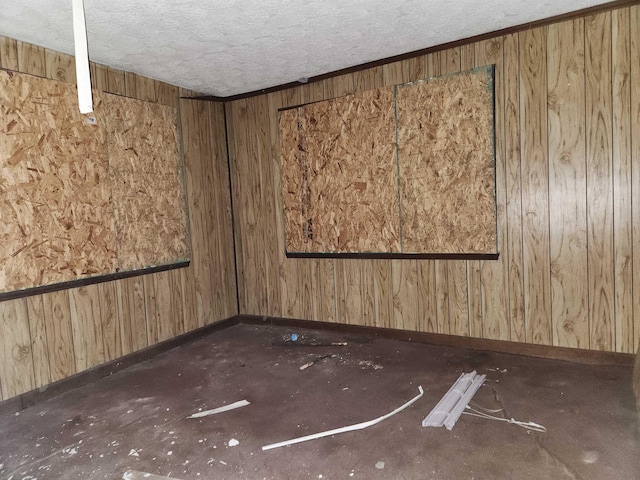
[279,66,496,256]
[280,87,399,253]
[396,68,496,253]
[0,69,189,295]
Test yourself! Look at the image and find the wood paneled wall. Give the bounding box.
[0,37,237,402]
[227,5,640,355]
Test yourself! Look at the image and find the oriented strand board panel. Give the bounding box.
[280,87,400,253]
[102,94,189,271]
[0,70,116,291]
[396,66,497,253]
[280,66,496,256]
[0,69,189,296]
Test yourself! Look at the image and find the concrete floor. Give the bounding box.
[0,323,638,480]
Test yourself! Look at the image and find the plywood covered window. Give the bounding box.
[279,66,497,259]
[0,70,190,300]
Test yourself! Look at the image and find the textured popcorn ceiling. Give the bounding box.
[1,0,612,97]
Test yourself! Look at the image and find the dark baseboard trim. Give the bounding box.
[238,314,635,367]
[2,313,633,416]
[0,316,240,416]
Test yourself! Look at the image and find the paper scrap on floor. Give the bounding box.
[187,399,250,418]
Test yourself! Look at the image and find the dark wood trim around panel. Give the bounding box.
[0,261,190,302]
[182,0,640,103]
[285,252,500,260]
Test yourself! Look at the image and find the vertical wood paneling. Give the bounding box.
[144,274,160,344]
[69,285,105,371]
[91,64,126,96]
[230,98,267,315]
[42,291,76,381]
[245,97,269,314]
[0,36,19,70]
[476,38,510,341]
[154,270,179,342]
[503,33,526,343]
[98,282,122,361]
[547,19,588,348]
[611,8,634,353]
[25,296,51,388]
[631,5,640,354]
[16,40,45,75]
[208,101,239,320]
[519,28,552,345]
[181,99,216,326]
[408,55,427,82]
[585,12,615,351]
[252,94,282,317]
[335,259,364,325]
[0,299,35,399]
[116,277,147,355]
[45,50,75,83]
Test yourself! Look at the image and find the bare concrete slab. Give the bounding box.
[0,323,637,479]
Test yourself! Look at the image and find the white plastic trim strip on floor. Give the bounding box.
[262,385,424,451]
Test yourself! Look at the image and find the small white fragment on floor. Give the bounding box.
[582,451,599,464]
[375,461,385,470]
[128,449,140,457]
[123,471,184,480]
[219,460,227,465]
[488,368,507,373]
[228,438,239,447]
[167,451,173,456]
[358,360,383,370]
[188,400,250,419]
[62,446,78,456]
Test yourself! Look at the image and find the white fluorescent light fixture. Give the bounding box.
[422,370,486,430]
[72,0,93,113]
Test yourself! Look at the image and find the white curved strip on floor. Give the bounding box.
[262,385,424,451]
